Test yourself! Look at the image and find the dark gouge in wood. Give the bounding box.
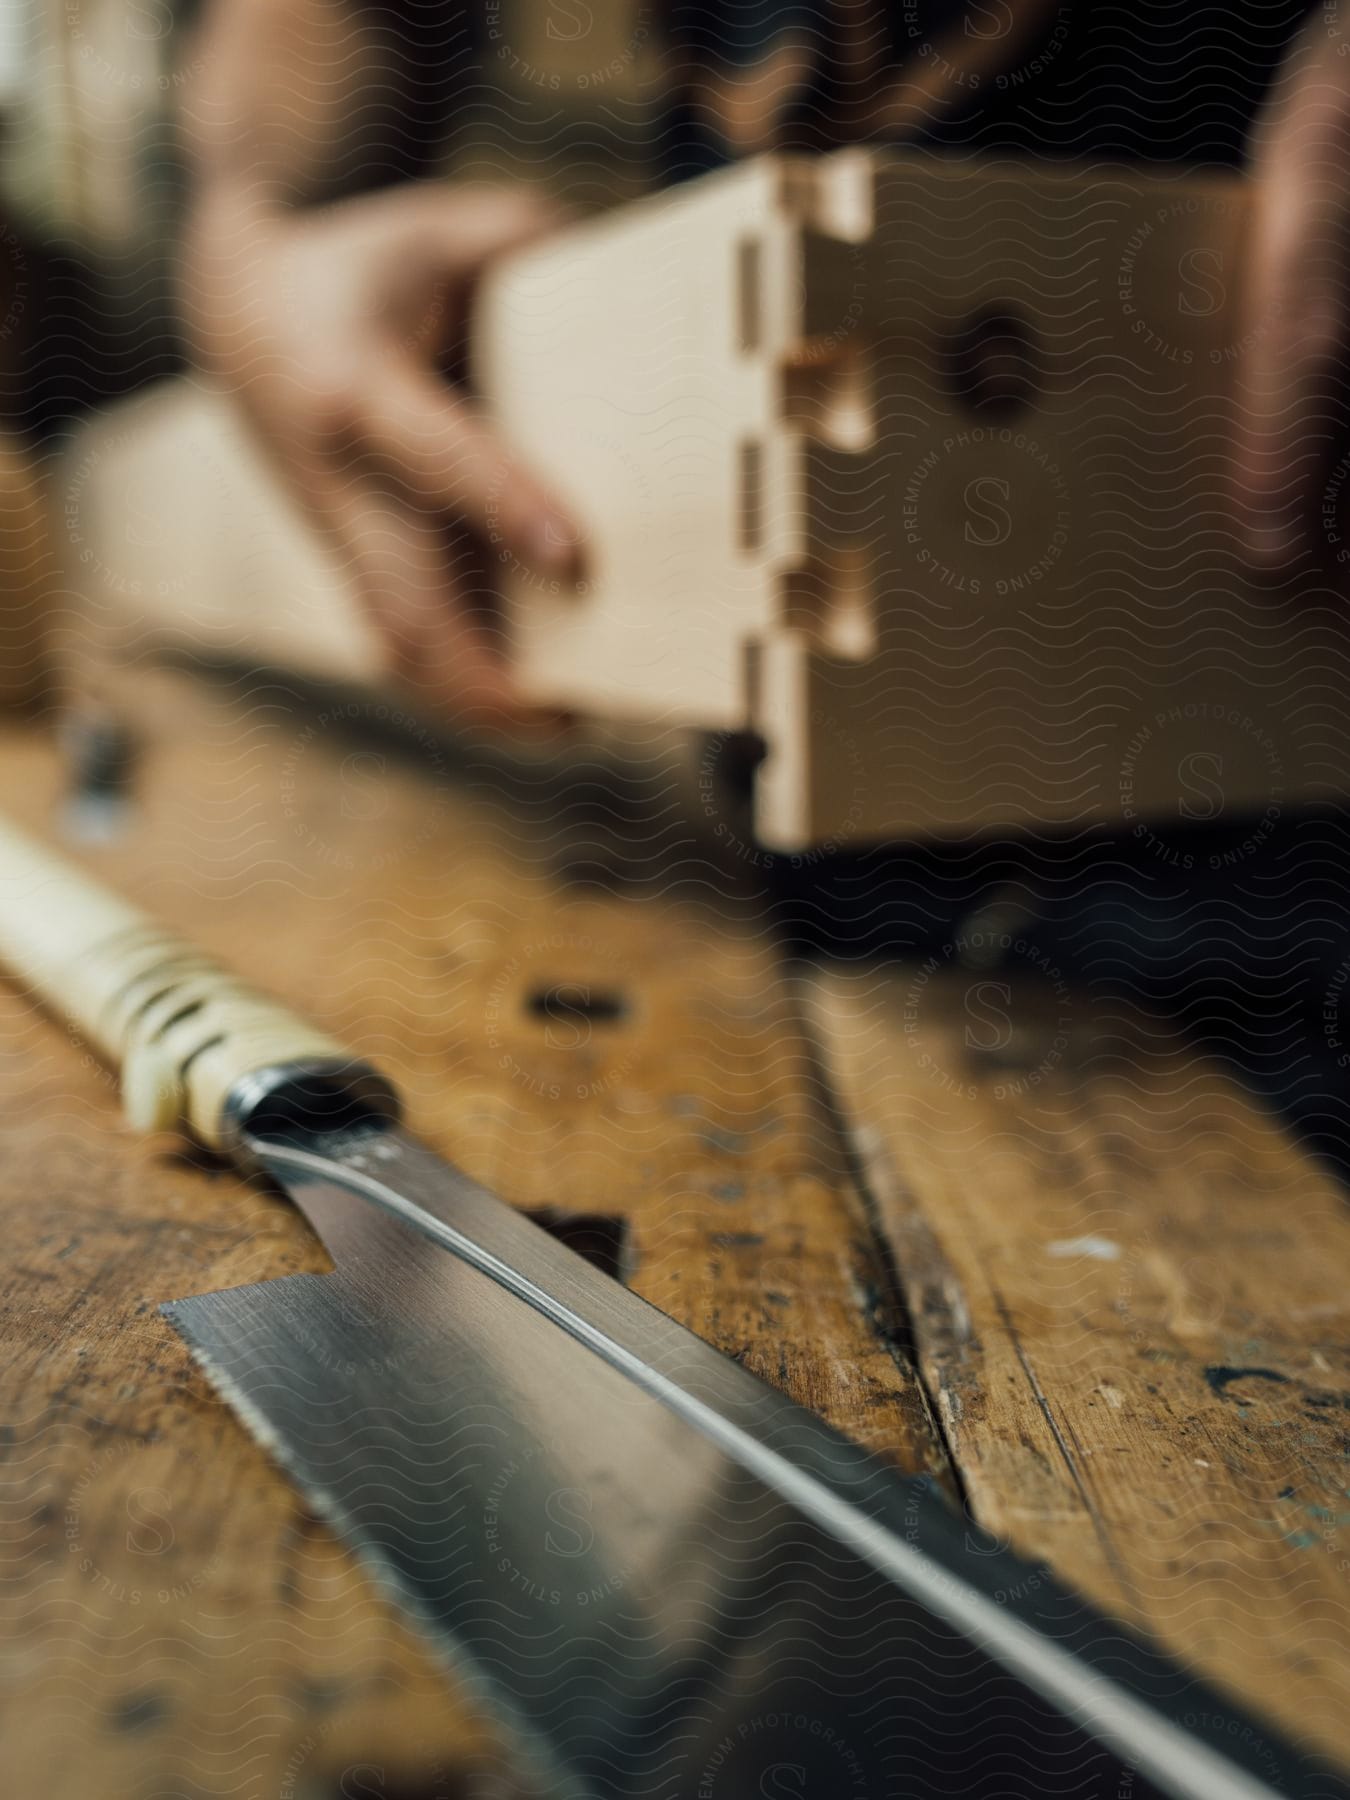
[0,810,1341,1800]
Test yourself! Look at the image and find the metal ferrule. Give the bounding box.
[219,1058,402,1168]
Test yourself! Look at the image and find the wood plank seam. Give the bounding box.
[787,972,966,1509]
[805,959,1350,1769]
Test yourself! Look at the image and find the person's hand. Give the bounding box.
[183,182,580,721]
[1232,19,1350,576]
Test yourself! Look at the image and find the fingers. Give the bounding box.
[326,471,529,722]
[353,185,583,581]
[290,451,518,719]
[1232,29,1350,571]
[410,183,566,278]
[359,357,584,582]
[207,181,579,727]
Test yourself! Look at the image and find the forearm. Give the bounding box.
[182,0,388,207]
[178,0,410,371]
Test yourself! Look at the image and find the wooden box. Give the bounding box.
[478,151,1350,849]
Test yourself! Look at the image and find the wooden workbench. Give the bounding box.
[1,671,1348,1798]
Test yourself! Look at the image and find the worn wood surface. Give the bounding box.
[806,963,1350,1775]
[2,669,1349,1793]
[0,672,945,1799]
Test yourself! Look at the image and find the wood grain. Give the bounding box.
[0,429,53,709]
[0,673,945,1798]
[806,960,1350,1773]
[4,664,1349,1791]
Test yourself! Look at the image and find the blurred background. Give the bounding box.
[3,0,1348,1188]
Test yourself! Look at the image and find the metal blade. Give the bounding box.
[163,1120,1342,1800]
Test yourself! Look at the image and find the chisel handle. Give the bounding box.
[0,812,397,1151]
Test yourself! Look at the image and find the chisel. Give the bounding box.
[0,810,1336,1800]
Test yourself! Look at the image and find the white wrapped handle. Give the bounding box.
[0,812,389,1149]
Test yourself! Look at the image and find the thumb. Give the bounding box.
[411,183,568,282]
